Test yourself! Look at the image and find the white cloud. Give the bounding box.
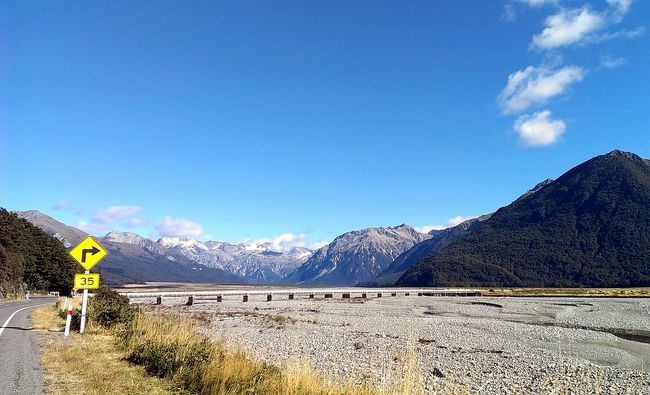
[310,241,329,250]
[125,218,148,228]
[502,4,517,23]
[514,110,565,146]
[606,0,632,19]
[76,221,108,235]
[155,216,204,238]
[416,215,477,234]
[93,205,143,223]
[591,26,645,43]
[599,55,628,69]
[532,7,605,49]
[517,0,557,8]
[498,65,585,114]
[242,232,327,252]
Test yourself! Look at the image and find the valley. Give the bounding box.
[137,292,650,394]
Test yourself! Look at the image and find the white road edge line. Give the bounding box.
[0,302,54,338]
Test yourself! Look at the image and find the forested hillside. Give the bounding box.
[0,208,76,296]
[398,150,650,288]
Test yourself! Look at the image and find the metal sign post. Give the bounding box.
[79,270,90,333]
[69,236,107,334]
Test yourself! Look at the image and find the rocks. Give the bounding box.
[165,296,650,394]
[431,367,445,378]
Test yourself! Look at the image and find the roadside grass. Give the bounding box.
[33,301,177,395]
[480,287,650,297]
[42,329,176,395]
[56,296,82,310]
[32,294,423,395]
[121,313,381,394]
[31,304,64,332]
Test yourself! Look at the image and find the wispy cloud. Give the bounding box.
[241,232,327,252]
[606,0,632,20]
[155,216,204,238]
[502,4,518,23]
[498,65,585,114]
[514,110,565,147]
[590,26,645,43]
[516,0,558,8]
[93,205,143,223]
[76,220,108,235]
[75,205,145,235]
[599,54,628,69]
[416,215,477,234]
[125,218,148,228]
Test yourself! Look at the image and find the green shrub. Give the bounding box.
[88,287,136,328]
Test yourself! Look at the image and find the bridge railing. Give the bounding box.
[120,288,482,305]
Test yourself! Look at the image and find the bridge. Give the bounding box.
[121,287,482,305]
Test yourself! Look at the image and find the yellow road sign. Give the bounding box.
[74,273,100,289]
[70,236,107,270]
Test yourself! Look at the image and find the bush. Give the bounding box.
[88,287,136,328]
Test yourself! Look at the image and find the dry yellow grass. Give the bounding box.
[32,300,459,395]
[123,314,382,395]
[32,303,176,395]
[31,304,64,332]
[123,314,459,394]
[42,331,176,395]
[56,296,82,310]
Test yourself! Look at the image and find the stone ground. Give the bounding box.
[141,295,650,394]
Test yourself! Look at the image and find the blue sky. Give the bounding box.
[1,0,649,249]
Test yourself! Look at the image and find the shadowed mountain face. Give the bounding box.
[398,150,650,288]
[16,211,245,286]
[17,210,87,248]
[287,224,430,285]
[365,215,493,286]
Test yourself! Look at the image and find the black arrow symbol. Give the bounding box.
[81,246,100,263]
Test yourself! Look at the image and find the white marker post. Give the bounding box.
[64,304,73,337]
[79,270,89,333]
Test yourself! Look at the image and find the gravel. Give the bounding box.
[149,295,650,394]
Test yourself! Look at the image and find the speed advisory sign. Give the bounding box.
[74,273,100,290]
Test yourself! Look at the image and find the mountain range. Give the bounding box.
[158,237,311,283]
[286,224,430,285]
[16,211,245,286]
[11,150,650,288]
[17,211,434,286]
[397,150,650,287]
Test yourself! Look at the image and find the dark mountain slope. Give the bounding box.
[388,215,492,275]
[0,209,77,295]
[398,150,650,287]
[365,215,492,286]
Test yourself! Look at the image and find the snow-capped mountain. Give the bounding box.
[15,212,246,286]
[287,224,431,285]
[104,231,169,254]
[158,237,313,283]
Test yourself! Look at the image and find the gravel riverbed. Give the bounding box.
[146,295,650,394]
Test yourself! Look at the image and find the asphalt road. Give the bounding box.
[0,297,56,395]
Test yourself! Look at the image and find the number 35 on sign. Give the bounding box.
[74,273,100,289]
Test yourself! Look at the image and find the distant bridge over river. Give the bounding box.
[120,287,482,305]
